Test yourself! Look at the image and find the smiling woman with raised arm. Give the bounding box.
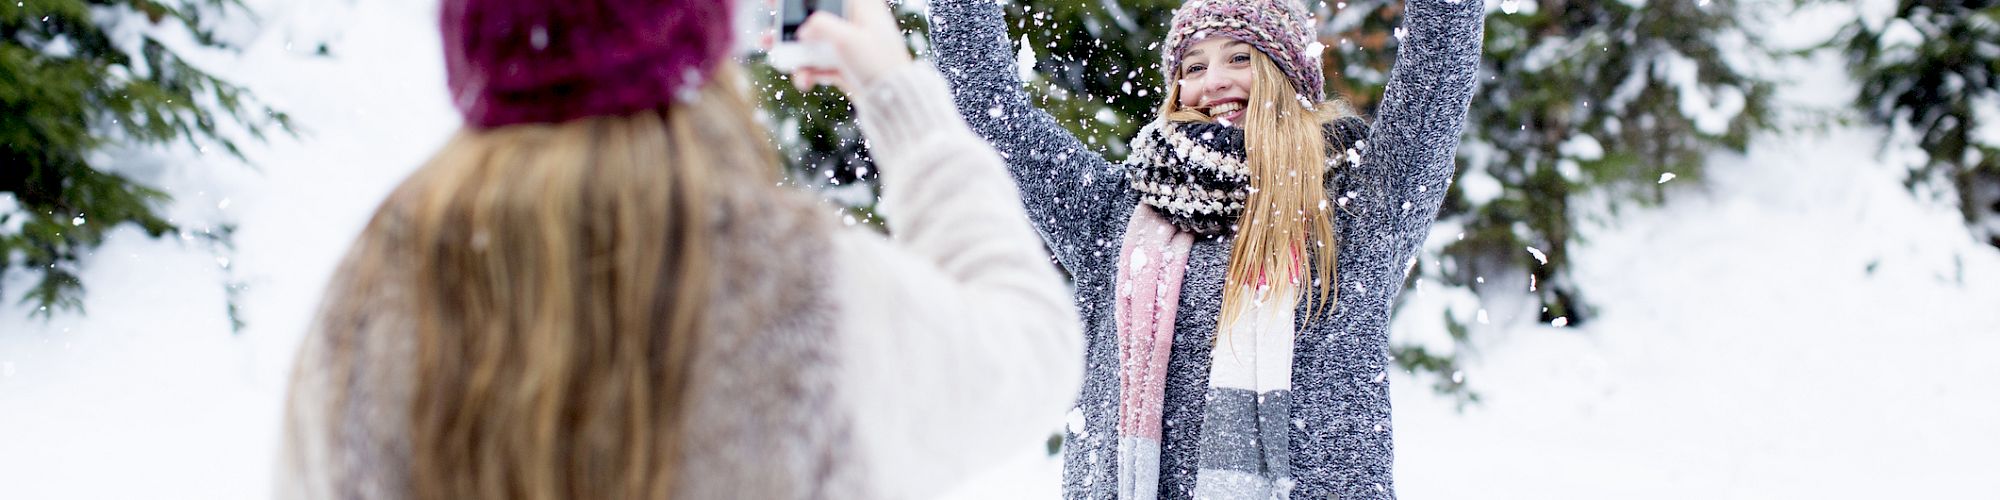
[923,0,1485,497]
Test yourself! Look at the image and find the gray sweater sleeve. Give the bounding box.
[1298,2,1481,498]
[1340,0,1485,276]
[925,0,1133,276]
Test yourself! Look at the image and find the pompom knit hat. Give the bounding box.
[441,0,734,128]
[1160,0,1325,103]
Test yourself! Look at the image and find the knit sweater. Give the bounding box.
[276,64,1082,500]
[923,0,1484,498]
[836,64,1087,499]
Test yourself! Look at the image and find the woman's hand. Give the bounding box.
[790,0,913,94]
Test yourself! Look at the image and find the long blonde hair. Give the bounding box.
[309,63,774,500]
[1158,52,1347,331]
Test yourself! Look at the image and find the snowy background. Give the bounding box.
[2,0,1996,498]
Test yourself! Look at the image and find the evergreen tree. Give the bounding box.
[1,0,286,320]
[1328,0,1777,399]
[1837,0,2000,248]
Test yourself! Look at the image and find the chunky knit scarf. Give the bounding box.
[1114,117,1364,499]
[1123,118,1365,235]
[1124,120,1252,236]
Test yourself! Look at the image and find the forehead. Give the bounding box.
[1181,37,1249,58]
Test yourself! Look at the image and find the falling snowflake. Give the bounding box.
[1066,407,1089,436]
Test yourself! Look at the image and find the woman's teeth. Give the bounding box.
[1208,102,1243,117]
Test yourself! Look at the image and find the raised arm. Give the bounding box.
[925,0,1133,274]
[1342,0,1485,272]
[1286,5,1484,499]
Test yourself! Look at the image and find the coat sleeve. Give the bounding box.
[1294,2,1483,499]
[830,62,1085,499]
[924,0,1133,276]
[1340,0,1485,277]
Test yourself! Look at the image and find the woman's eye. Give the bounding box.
[1231,54,1251,63]
[1186,64,1205,73]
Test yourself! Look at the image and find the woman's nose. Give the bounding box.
[1205,73,1234,94]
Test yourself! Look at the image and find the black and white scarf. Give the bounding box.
[1122,118,1365,236]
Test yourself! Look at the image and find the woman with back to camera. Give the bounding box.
[275,0,1082,497]
[925,0,1484,497]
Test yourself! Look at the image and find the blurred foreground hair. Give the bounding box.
[288,63,775,500]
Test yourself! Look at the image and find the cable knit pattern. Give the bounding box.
[925,0,1484,498]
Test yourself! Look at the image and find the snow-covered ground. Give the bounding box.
[1391,111,2000,499]
[2,1,1995,498]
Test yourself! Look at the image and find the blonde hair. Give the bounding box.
[1158,52,1347,332]
[308,63,774,500]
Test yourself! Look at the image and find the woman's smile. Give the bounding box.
[1205,100,1245,124]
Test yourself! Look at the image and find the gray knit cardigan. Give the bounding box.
[924,0,1484,498]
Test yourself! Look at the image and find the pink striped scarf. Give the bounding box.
[1114,205,1299,500]
[1114,205,1195,500]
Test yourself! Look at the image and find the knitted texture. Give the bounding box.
[1123,118,1368,235]
[1161,0,1325,102]
[440,0,732,128]
[925,0,1487,497]
[1111,205,1193,499]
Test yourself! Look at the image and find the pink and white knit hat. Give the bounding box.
[1161,0,1325,103]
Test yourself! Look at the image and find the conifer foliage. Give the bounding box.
[2,0,285,318]
[1837,0,2000,248]
[1321,0,1777,396]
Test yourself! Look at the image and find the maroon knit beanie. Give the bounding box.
[1161,0,1325,103]
[441,0,734,128]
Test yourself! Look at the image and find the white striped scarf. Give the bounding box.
[1113,204,1299,500]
